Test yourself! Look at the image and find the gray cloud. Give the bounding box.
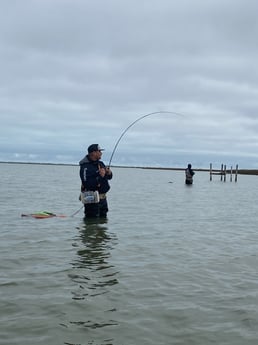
[0,0,258,168]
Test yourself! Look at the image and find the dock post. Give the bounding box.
[230,166,233,182]
[224,165,226,182]
[235,164,238,182]
[220,164,223,181]
[210,163,212,181]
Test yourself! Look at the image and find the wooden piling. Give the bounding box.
[209,163,238,182]
[235,164,238,182]
[220,164,223,181]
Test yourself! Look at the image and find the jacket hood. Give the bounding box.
[79,155,100,165]
[79,154,90,165]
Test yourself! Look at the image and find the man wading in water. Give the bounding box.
[185,163,195,185]
[79,144,113,218]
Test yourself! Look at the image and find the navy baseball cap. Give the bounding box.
[87,144,104,153]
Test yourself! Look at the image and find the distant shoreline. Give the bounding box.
[1,161,258,175]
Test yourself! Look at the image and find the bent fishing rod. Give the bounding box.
[23,111,185,218]
[70,111,184,217]
[107,110,185,168]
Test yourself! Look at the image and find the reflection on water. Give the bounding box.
[77,218,115,269]
[70,218,118,299]
[65,218,119,344]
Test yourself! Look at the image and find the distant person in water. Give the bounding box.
[185,164,195,185]
[79,144,113,218]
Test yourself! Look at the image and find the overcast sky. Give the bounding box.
[1,0,258,168]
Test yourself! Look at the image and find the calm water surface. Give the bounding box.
[1,163,258,345]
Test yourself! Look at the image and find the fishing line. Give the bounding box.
[70,205,84,217]
[108,111,184,167]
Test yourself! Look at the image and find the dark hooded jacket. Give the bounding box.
[185,164,195,184]
[79,155,112,194]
